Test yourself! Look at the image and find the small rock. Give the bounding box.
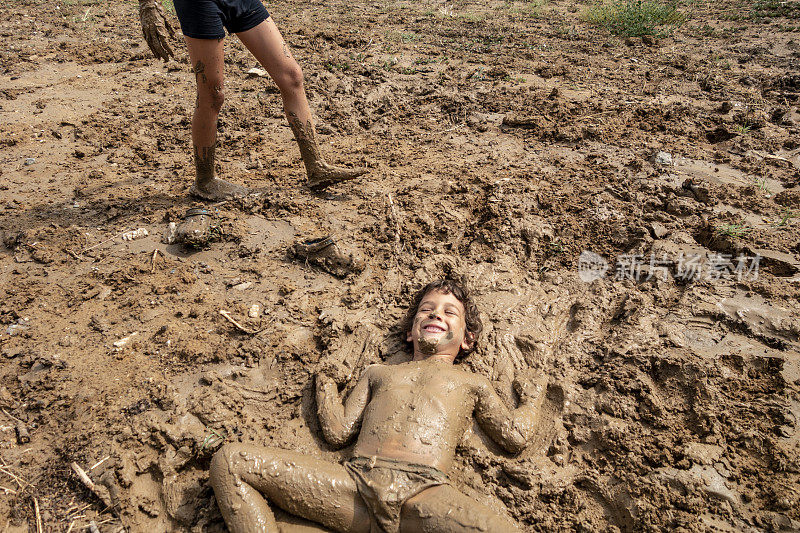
[24,158,35,166]
[6,317,30,336]
[248,304,261,318]
[233,281,253,291]
[650,222,669,239]
[163,222,178,245]
[650,151,673,166]
[113,332,139,349]
[247,67,268,77]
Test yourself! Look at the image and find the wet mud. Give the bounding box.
[1,0,799,531]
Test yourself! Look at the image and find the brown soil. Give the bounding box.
[1,0,799,531]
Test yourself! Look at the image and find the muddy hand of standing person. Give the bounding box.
[139,0,175,61]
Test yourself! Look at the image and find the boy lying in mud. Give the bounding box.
[211,280,542,532]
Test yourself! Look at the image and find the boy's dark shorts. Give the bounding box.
[173,0,270,39]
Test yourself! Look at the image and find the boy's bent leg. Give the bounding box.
[210,444,371,533]
[399,484,522,533]
[183,36,249,200]
[236,19,366,189]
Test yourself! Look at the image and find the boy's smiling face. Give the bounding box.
[407,289,472,361]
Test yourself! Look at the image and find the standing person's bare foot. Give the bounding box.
[188,145,250,200]
[288,113,367,190]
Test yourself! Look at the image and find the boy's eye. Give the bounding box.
[445,310,456,315]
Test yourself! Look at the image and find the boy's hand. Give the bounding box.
[139,0,175,61]
[316,359,351,387]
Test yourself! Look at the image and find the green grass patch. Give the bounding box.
[714,223,750,238]
[583,0,685,37]
[751,0,800,19]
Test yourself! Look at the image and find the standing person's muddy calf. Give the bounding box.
[138,0,367,200]
[210,279,543,532]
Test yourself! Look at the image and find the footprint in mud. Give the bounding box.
[573,476,637,533]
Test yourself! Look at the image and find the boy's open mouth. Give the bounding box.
[423,324,446,333]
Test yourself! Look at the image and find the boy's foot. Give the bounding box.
[290,235,365,278]
[190,178,249,201]
[306,163,368,190]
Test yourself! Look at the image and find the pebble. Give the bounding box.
[163,222,178,245]
[650,222,669,239]
[6,317,30,336]
[113,332,139,349]
[248,304,261,318]
[247,67,268,77]
[24,158,35,165]
[650,151,673,166]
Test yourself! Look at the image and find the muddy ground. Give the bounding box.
[1,0,799,531]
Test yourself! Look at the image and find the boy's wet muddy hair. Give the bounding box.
[402,279,483,357]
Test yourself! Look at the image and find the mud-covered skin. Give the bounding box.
[138,0,175,61]
[287,112,368,189]
[211,290,531,531]
[322,359,540,468]
[189,145,250,201]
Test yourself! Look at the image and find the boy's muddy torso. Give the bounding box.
[352,360,481,471]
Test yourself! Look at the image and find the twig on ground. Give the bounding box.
[1,408,22,423]
[0,485,16,494]
[750,149,798,169]
[70,462,113,510]
[66,520,76,533]
[218,310,262,335]
[64,248,82,260]
[150,249,159,273]
[79,229,131,254]
[33,497,42,533]
[89,456,110,472]
[0,465,27,489]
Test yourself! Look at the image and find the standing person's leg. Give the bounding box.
[210,444,371,533]
[184,37,249,200]
[236,19,367,189]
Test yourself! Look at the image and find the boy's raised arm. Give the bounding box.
[314,367,372,448]
[473,374,546,454]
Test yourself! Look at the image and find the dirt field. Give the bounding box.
[1,0,799,531]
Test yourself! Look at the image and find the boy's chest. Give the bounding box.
[372,367,472,410]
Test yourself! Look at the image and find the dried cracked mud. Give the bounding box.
[1,0,799,531]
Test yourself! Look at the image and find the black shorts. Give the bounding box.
[173,0,270,39]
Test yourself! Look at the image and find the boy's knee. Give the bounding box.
[210,443,240,480]
[197,83,225,112]
[277,63,304,92]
